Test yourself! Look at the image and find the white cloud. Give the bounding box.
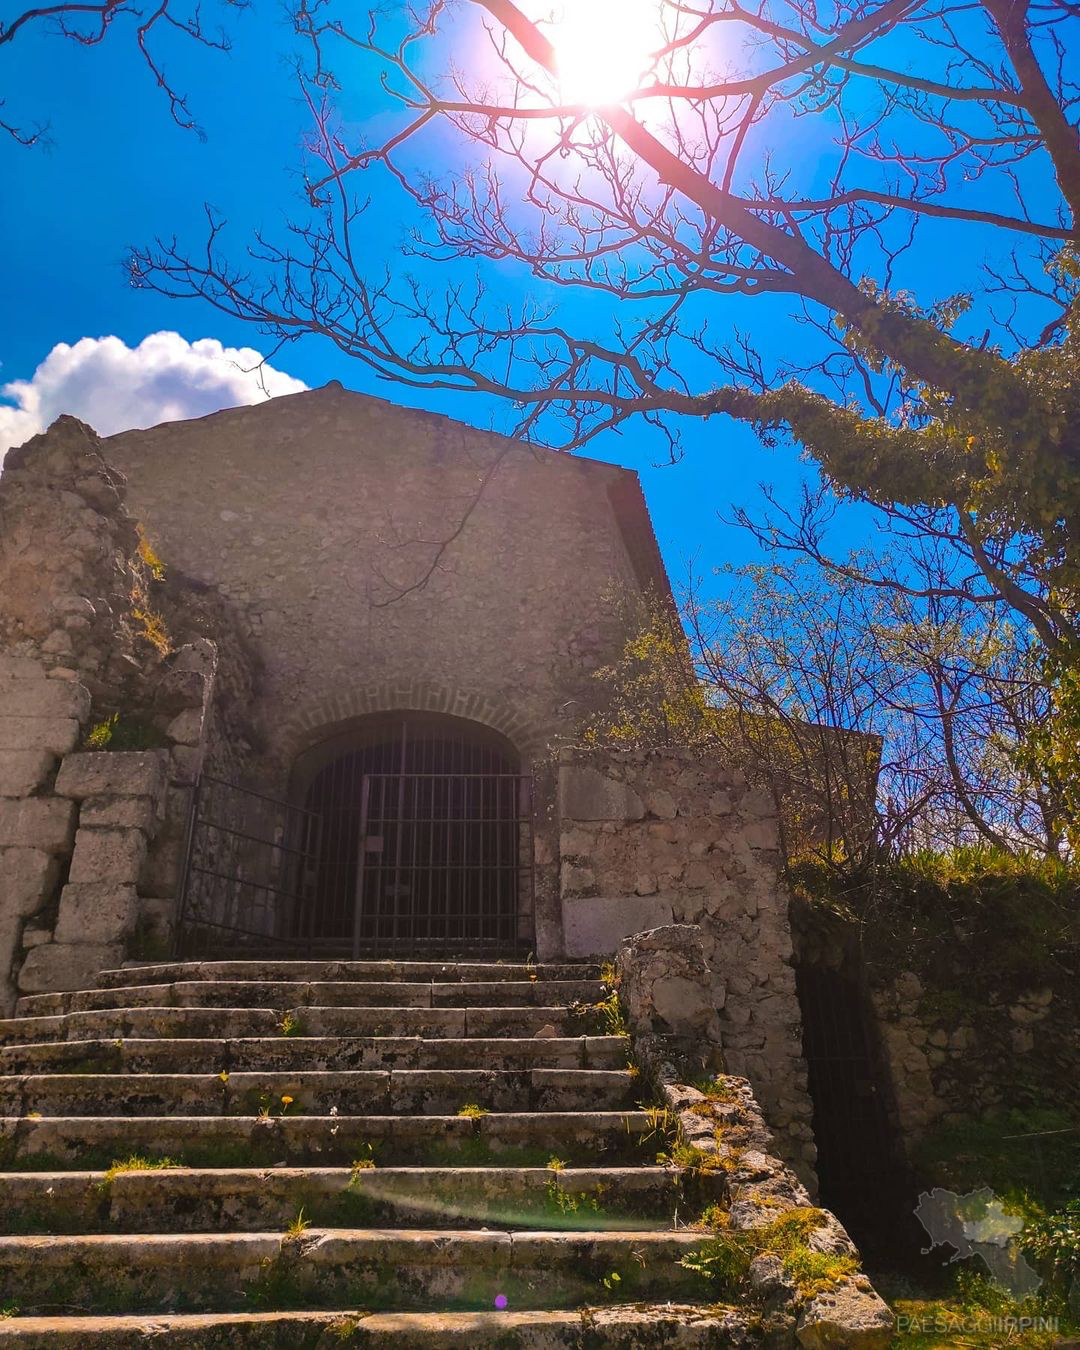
[0,332,308,462]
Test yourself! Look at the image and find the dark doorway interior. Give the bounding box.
[796,965,914,1265]
[293,713,532,958]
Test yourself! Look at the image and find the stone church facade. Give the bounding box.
[0,384,815,1172]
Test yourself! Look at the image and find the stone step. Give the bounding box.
[3,1166,695,1235]
[0,1228,706,1315]
[96,961,603,988]
[2,1110,658,1169]
[0,1005,600,1046]
[0,1305,752,1346]
[0,956,717,1336]
[0,1036,630,1074]
[16,980,604,1017]
[0,1069,637,1117]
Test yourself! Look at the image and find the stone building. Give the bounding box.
[0,384,816,1170]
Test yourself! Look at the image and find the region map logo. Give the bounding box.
[914,1187,1042,1299]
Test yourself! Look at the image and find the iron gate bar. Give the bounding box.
[174,775,323,960]
[301,714,531,959]
[351,775,371,961]
[349,771,532,959]
[176,717,535,960]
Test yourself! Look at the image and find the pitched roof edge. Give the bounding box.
[606,470,677,613]
[103,381,678,603]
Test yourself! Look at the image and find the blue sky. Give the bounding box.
[0,5,1065,599]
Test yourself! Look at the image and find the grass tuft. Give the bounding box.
[102,1155,181,1183]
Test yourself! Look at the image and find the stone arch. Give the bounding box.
[278,678,550,767]
[279,696,539,958]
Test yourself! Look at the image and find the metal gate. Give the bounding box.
[796,965,905,1258]
[174,775,322,959]
[176,717,534,959]
[300,715,533,958]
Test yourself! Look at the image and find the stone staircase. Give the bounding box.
[0,960,754,1346]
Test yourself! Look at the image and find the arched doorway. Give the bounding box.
[291,713,533,958]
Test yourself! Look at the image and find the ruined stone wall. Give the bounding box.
[615,923,893,1343]
[0,418,223,1004]
[0,657,82,1013]
[556,747,816,1176]
[791,890,1079,1150]
[103,385,656,780]
[863,963,1069,1145]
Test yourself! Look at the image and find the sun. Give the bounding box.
[549,0,661,107]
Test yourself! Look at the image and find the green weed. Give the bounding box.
[594,990,629,1037]
[102,1154,181,1183]
[681,1206,857,1300]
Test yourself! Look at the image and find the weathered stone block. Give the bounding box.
[0,749,55,797]
[68,827,148,885]
[645,788,678,819]
[55,751,168,803]
[560,861,595,895]
[559,764,644,822]
[0,716,81,755]
[21,926,52,948]
[795,1277,894,1348]
[563,893,672,958]
[0,919,18,1017]
[79,794,158,833]
[0,798,76,853]
[0,657,46,680]
[617,923,722,1041]
[741,818,779,850]
[134,896,176,956]
[54,882,139,944]
[138,827,185,898]
[40,629,74,656]
[17,941,124,994]
[169,744,205,783]
[154,667,208,713]
[164,708,204,746]
[0,680,90,721]
[742,787,778,817]
[0,848,60,918]
[170,638,217,677]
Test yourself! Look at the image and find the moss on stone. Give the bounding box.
[680,1206,858,1301]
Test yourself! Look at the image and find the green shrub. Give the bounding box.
[83,713,168,752]
[681,1207,858,1300]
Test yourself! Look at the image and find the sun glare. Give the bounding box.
[549,0,661,107]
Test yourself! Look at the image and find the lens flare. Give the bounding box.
[550,0,661,106]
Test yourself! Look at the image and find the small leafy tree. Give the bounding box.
[587,553,1066,865]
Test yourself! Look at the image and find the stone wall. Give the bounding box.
[616,924,893,1348]
[18,748,172,996]
[869,973,1069,1140]
[2,394,672,971]
[0,417,222,1004]
[103,384,664,783]
[791,888,1080,1151]
[2,404,814,1019]
[556,747,816,1177]
[0,658,82,1013]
